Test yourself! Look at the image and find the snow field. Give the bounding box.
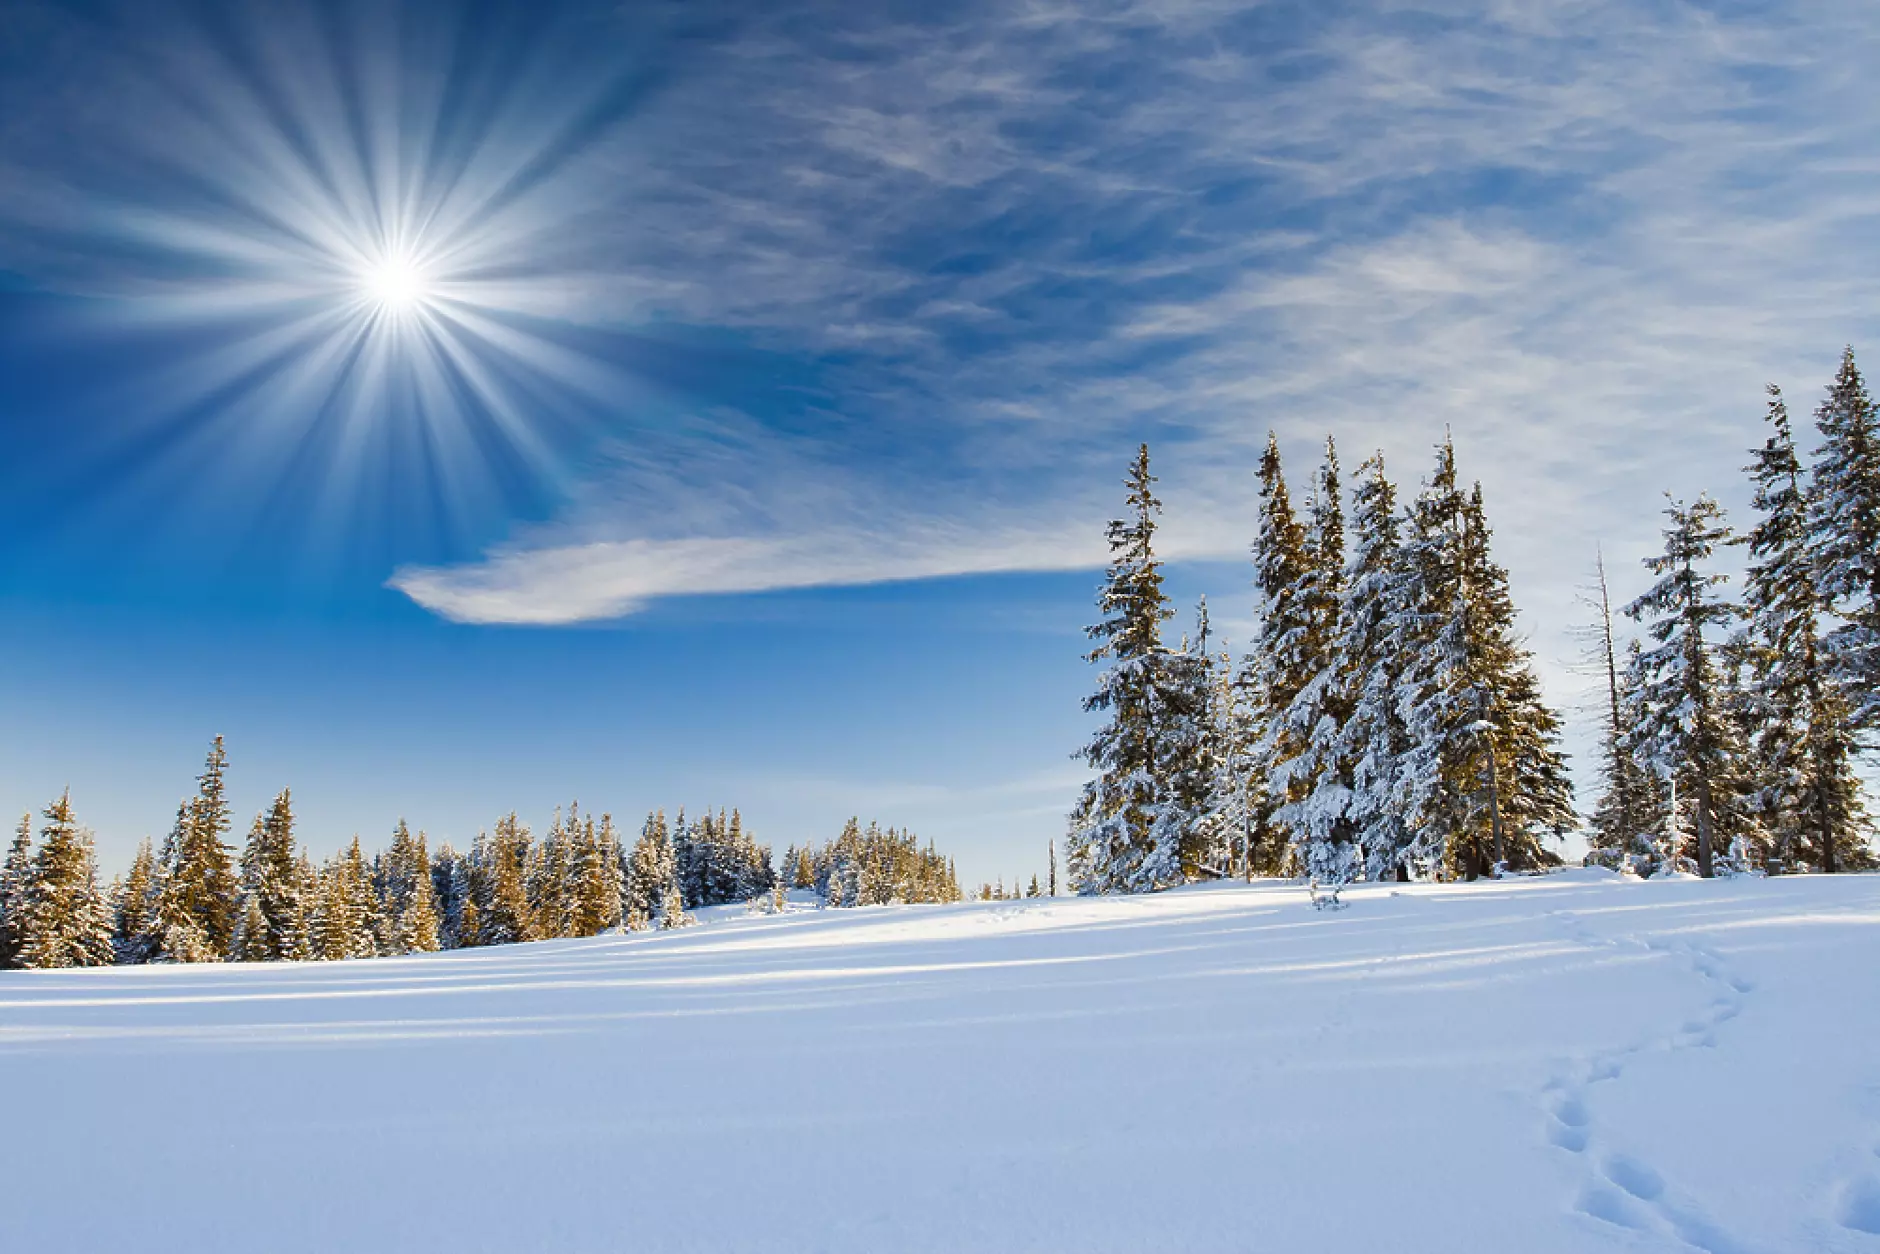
[3,870,1879,1253]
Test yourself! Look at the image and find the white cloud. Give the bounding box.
[391,522,1108,624]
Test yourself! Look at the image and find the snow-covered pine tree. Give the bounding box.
[1585,552,1658,867]
[1808,347,1880,737]
[1396,442,1573,878]
[15,792,115,969]
[0,814,33,968]
[1066,444,1188,893]
[1623,495,1751,877]
[290,853,319,960]
[232,788,304,961]
[439,843,481,948]
[403,828,441,953]
[150,738,240,961]
[1324,455,1419,881]
[819,817,861,906]
[594,813,627,933]
[338,837,380,959]
[112,837,157,963]
[478,813,534,946]
[1741,386,1873,872]
[1236,433,1314,876]
[625,810,685,931]
[529,805,574,940]
[231,814,272,961]
[1275,438,1360,883]
[1158,599,1219,878]
[232,895,271,963]
[313,849,356,961]
[1197,640,1261,880]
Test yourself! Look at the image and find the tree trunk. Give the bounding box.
[1694,775,1716,878]
[1815,776,1839,875]
[1485,739,1507,873]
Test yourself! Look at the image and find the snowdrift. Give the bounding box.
[4,872,1879,1253]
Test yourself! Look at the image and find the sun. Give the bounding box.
[360,253,430,314]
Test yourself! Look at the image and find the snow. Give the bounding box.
[4,872,1880,1252]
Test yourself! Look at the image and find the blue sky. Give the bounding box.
[2,0,1877,884]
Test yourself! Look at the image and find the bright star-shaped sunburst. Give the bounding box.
[39,4,644,556]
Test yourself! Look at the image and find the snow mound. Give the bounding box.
[4,872,1878,1253]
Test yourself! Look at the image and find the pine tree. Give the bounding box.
[1741,386,1873,871]
[1066,444,1186,893]
[529,805,573,940]
[370,821,440,955]
[1275,438,1360,883]
[1396,441,1573,878]
[289,853,319,960]
[1322,455,1419,881]
[232,895,272,963]
[481,813,534,946]
[232,788,304,961]
[16,791,115,969]
[0,813,33,968]
[431,843,473,949]
[1047,840,1057,897]
[1585,551,1657,866]
[112,837,158,963]
[1624,495,1749,877]
[625,810,684,931]
[1199,644,1259,880]
[318,837,379,960]
[1158,600,1219,878]
[1237,432,1314,875]
[150,737,239,961]
[1808,347,1880,735]
[408,829,443,953]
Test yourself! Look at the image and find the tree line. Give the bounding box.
[1067,348,1877,892]
[0,736,960,970]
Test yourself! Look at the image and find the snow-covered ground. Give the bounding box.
[4,870,1879,1253]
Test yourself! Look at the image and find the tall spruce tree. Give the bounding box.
[150,737,239,961]
[1329,455,1419,881]
[482,813,534,945]
[15,792,114,969]
[1238,433,1314,875]
[1808,348,1880,736]
[1742,386,1872,871]
[1624,495,1748,877]
[1066,444,1186,893]
[1396,441,1573,878]
[1274,438,1360,882]
[232,788,304,961]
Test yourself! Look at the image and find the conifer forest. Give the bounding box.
[0,737,960,970]
[1065,348,1877,893]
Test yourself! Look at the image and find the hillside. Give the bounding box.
[3,871,1878,1253]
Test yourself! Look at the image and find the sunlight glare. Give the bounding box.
[362,254,429,314]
